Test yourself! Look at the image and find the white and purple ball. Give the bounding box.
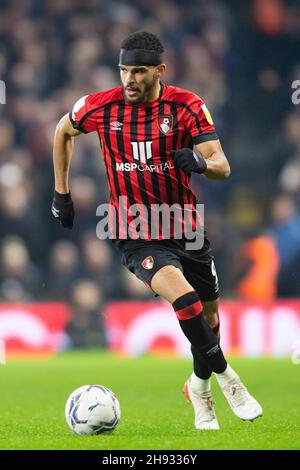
[65,384,121,435]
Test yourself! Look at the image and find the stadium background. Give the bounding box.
[0,0,300,357]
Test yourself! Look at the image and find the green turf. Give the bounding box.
[0,351,299,450]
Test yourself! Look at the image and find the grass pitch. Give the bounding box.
[0,351,299,450]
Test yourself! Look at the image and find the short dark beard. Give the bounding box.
[123,75,158,104]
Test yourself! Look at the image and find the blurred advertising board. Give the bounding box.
[0,303,70,356]
[104,300,300,357]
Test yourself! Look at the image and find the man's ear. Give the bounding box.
[156,64,166,78]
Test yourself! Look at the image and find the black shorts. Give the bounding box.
[113,237,220,302]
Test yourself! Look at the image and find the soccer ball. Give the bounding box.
[65,384,121,435]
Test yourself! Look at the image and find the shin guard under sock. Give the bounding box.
[192,312,221,379]
[173,291,227,374]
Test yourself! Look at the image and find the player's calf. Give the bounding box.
[172,291,227,374]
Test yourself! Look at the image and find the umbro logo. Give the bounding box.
[110,121,123,131]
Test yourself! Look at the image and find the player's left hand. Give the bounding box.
[51,190,75,229]
[171,148,207,175]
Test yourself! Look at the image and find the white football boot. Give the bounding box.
[216,366,263,421]
[221,379,263,421]
[184,378,220,430]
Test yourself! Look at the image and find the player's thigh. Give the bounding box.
[151,265,195,303]
[119,240,188,301]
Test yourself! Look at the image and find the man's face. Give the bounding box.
[119,65,161,104]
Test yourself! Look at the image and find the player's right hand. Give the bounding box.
[51,190,75,229]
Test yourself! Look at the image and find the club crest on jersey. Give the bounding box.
[141,256,154,270]
[158,115,173,135]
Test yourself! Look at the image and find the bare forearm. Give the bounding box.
[203,151,231,180]
[195,140,231,180]
[53,129,73,193]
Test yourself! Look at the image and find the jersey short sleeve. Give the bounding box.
[185,95,218,145]
[69,94,99,134]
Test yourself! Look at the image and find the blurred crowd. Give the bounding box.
[0,0,300,346]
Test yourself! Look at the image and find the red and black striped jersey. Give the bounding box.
[70,83,218,240]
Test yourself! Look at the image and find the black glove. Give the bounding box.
[51,190,75,229]
[171,148,207,175]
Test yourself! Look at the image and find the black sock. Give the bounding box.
[192,313,220,379]
[191,345,212,380]
[180,315,227,374]
[173,291,227,374]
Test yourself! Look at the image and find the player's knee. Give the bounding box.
[151,265,193,303]
[204,311,220,336]
[204,311,217,326]
[172,291,203,320]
